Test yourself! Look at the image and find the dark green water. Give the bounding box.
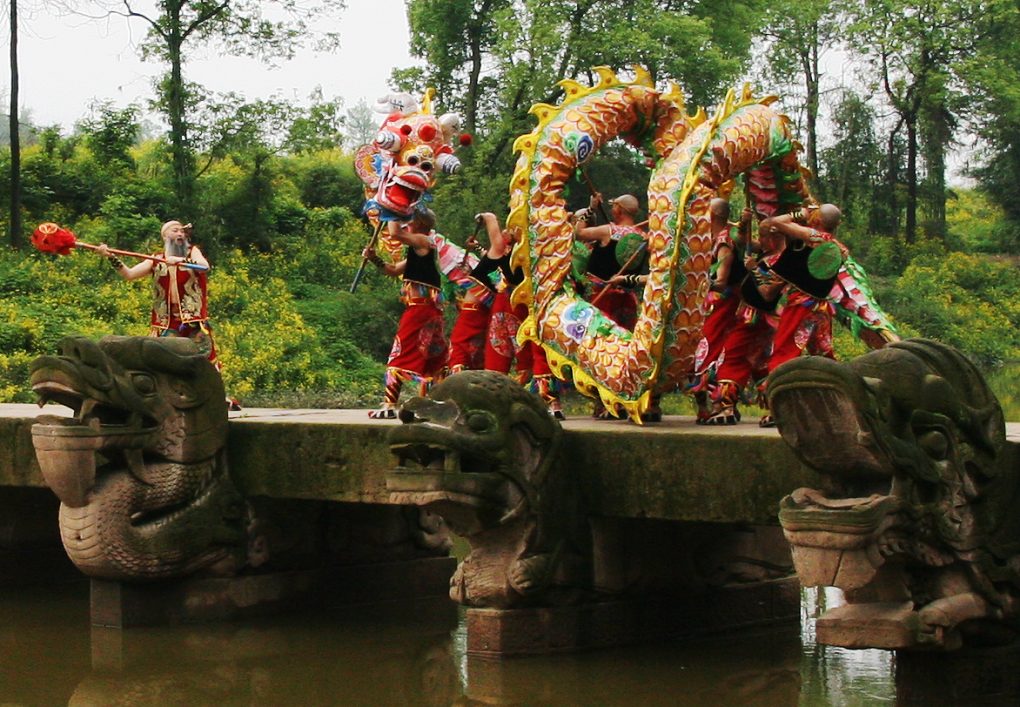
[0,583,903,707]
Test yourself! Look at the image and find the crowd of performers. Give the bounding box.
[79,185,849,426]
[361,210,563,420]
[42,85,858,424]
[360,191,849,426]
[691,199,845,427]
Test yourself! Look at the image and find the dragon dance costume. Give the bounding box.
[378,246,449,412]
[690,226,747,421]
[434,234,496,374]
[709,251,782,425]
[765,229,840,372]
[484,254,562,416]
[149,245,218,367]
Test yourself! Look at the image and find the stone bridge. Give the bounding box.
[4,402,1018,656]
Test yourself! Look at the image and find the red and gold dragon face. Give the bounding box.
[355,91,468,221]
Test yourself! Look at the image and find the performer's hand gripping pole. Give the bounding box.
[589,240,648,308]
[77,242,208,271]
[579,169,612,224]
[350,220,386,293]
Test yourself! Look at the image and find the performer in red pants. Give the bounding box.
[478,213,564,420]
[755,204,845,426]
[363,210,448,419]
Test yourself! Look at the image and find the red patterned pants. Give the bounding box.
[484,292,551,381]
[448,302,491,373]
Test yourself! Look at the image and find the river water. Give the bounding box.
[0,582,913,706]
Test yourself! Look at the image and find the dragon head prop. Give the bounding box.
[355,89,470,222]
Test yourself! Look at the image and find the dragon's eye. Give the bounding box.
[407,155,419,166]
[420,161,433,172]
[466,412,493,433]
[918,430,949,460]
[131,372,157,396]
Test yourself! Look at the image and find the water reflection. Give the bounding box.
[800,588,895,706]
[0,584,91,706]
[77,601,460,707]
[4,583,1019,705]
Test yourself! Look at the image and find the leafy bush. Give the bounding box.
[885,252,1020,367]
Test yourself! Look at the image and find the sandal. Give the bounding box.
[705,406,739,426]
[368,407,397,420]
[550,409,566,421]
[759,414,776,428]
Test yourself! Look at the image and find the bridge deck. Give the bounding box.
[4,404,1019,525]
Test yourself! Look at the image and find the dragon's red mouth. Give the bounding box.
[376,168,429,214]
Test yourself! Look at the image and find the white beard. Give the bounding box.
[166,240,189,258]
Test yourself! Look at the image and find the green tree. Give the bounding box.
[89,0,345,213]
[960,0,1020,250]
[817,89,886,231]
[78,103,141,168]
[844,0,983,244]
[756,0,841,183]
[399,0,761,231]
[285,89,345,154]
[344,99,379,151]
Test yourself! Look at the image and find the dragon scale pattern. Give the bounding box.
[510,68,811,420]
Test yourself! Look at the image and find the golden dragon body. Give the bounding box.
[508,67,816,420]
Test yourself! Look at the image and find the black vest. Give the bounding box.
[403,247,441,289]
[740,274,780,313]
[587,240,619,280]
[768,244,837,300]
[495,254,524,287]
[470,255,502,292]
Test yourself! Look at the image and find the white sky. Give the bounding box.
[3,0,417,131]
[0,2,973,185]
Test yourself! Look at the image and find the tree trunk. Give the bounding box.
[921,103,948,241]
[465,22,482,135]
[883,122,901,238]
[905,117,917,244]
[167,3,194,214]
[803,23,820,186]
[9,0,22,249]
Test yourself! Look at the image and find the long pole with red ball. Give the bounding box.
[31,223,208,271]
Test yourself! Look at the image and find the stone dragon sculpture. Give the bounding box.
[508,67,896,420]
[31,335,247,580]
[386,370,589,608]
[30,335,453,587]
[769,339,1019,650]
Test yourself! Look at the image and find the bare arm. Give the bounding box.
[97,243,155,281]
[387,221,431,256]
[363,245,406,278]
[574,222,612,244]
[478,213,509,258]
[187,245,210,268]
[712,245,734,291]
[122,259,156,281]
[760,214,817,243]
